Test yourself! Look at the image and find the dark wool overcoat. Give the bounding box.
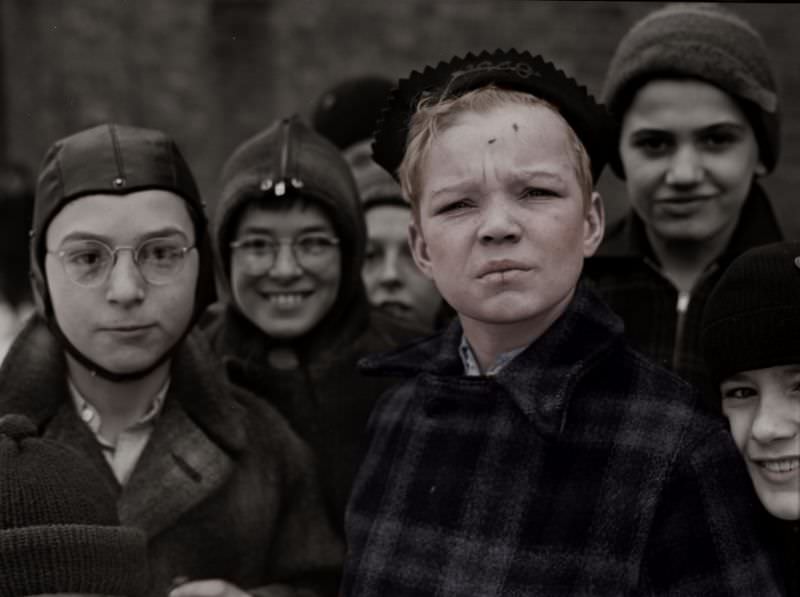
[201,301,425,540]
[0,315,343,597]
[342,284,784,597]
[584,184,784,400]
[205,116,428,540]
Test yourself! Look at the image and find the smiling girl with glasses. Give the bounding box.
[201,115,427,542]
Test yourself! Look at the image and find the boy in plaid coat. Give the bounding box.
[341,50,783,597]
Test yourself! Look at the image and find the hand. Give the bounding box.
[169,579,251,597]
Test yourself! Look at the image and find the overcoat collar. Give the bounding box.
[359,283,623,439]
[218,296,369,376]
[0,314,249,538]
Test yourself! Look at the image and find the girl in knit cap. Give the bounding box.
[201,115,426,542]
[702,241,800,597]
[586,2,784,398]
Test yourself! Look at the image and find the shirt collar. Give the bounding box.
[69,377,169,438]
[363,283,626,439]
[458,334,528,377]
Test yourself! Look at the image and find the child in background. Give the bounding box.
[202,115,425,540]
[702,241,800,597]
[586,3,784,398]
[313,75,445,332]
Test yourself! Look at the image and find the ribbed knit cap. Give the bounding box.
[602,2,780,177]
[373,49,615,184]
[0,414,149,596]
[702,241,800,387]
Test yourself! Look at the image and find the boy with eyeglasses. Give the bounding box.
[0,123,342,597]
[200,115,426,542]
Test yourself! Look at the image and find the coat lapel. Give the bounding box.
[1,319,248,540]
[118,394,234,538]
[44,402,121,491]
[118,330,247,538]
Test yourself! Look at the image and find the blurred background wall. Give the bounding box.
[1,0,798,233]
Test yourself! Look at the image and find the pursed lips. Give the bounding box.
[476,260,532,279]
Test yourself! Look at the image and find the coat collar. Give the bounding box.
[0,314,247,453]
[593,182,783,268]
[216,295,370,375]
[360,283,624,438]
[0,314,250,538]
[117,393,237,537]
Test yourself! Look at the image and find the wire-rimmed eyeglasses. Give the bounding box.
[229,233,340,275]
[47,237,196,287]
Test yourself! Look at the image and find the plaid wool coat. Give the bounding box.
[0,314,343,597]
[342,283,784,597]
[584,184,784,400]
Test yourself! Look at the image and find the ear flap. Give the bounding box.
[30,270,49,318]
[29,230,51,318]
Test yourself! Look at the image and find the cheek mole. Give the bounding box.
[512,123,519,133]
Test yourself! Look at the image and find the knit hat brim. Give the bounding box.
[0,524,149,596]
[373,49,616,183]
[703,306,800,383]
[702,242,800,386]
[602,3,780,178]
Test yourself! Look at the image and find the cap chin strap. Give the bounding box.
[46,318,179,383]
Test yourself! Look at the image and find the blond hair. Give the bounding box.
[397,86,593,218]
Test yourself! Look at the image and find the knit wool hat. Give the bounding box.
[373,49,615,184]
[31,123,217,381]
[311,75,395,151]
[702,241,800,386]
[0,414,149,596]
[602,2,780,177]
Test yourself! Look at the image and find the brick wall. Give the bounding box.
[2,0,799,234]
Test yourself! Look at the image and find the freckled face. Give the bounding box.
[721,365,800,520]
[618,79,763,246]
[409,103,603,343]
